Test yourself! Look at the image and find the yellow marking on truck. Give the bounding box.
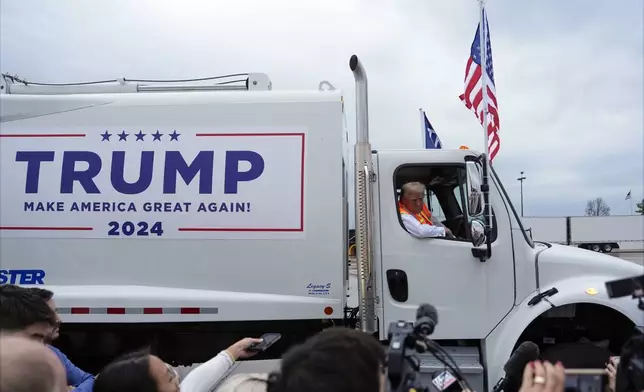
[585,288,598,296]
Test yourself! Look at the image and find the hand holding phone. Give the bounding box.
[520,361,565,392]
[225,337,264,361]
[248,333,282,353]
[606,357,620,392]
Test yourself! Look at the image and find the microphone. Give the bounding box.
[414,304,470,392]
[415,303,438,337]
[493,341,540,392]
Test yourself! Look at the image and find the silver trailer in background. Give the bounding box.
[522,215,644,252]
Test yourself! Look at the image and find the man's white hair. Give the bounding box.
[401,182,426,196]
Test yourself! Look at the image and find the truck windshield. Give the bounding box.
[490,166,534,248]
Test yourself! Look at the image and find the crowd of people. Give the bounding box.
[0,283,628,392]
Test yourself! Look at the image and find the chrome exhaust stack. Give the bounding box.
[349,55,377,334]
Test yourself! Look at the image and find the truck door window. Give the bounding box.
[395,165,469,241]
[428,191,444,218]
[453,186,464,211]
[395,164,498,243]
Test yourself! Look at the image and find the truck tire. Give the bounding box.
[590,244,601,252]
[602,243,612,253]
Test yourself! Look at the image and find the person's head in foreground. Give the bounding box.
[400,182,426,215]
[29,287,62,342]
[267,327,386,392]
[93,349,180,392]
[0,334,68,392]
[614,335,644,392]
[0,284,57,342]
[216,373,268,392]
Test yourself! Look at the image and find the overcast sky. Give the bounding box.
[1,0,642,217]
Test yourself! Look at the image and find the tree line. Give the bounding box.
[584,197,644,216]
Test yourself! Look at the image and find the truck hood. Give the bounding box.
[537,243,642,287]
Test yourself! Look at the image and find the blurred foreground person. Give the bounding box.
[0,284,57,341]
[0,334,68,392]
[29,286,96,391]
[215,373,268,392]
[266,327,386,392]
[614,334,644,392]
[29,287,62,341]
[0,284,95,391]
[94,337,262,392]
[518,360,565,392]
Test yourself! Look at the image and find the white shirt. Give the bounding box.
[180,351,234,392]
[401,213,446,238]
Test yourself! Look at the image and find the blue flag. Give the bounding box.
[422,110,442,149]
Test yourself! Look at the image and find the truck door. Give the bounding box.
[375,151,516,338]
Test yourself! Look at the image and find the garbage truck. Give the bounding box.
[1,57,641,391]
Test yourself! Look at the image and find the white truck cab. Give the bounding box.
[1,58,641,390]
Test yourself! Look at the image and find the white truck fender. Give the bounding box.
[484,275,642,392]
[543,275,643,327]
[484,290,551,392]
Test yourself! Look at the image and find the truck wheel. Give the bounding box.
[602,244,612,253]
[591,244,601,252]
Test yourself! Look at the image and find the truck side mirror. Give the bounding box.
[465,156,491,261]
[466,162,484,217]
[470,219,486,247]
[468,190,484,217]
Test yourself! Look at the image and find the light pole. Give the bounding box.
[517,171,526,217]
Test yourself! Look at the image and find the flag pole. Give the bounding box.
[478,0,493,256]
[420,108,426,148]
[479,0,490,160]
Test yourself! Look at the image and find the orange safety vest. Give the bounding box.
[398,201,433,225]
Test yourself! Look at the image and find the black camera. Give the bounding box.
[605,274,644,309]
[387,320,424,391]
[386,304,470,392]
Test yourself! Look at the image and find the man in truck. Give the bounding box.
[399,182,454,239]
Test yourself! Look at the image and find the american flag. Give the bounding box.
[422,109,442,149]
[459,8,501,161]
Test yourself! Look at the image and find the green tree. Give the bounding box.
[637,199,644,215]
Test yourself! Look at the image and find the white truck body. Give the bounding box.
[1,59,642,391]
[0,90,347,322]
[522,215,644,252]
